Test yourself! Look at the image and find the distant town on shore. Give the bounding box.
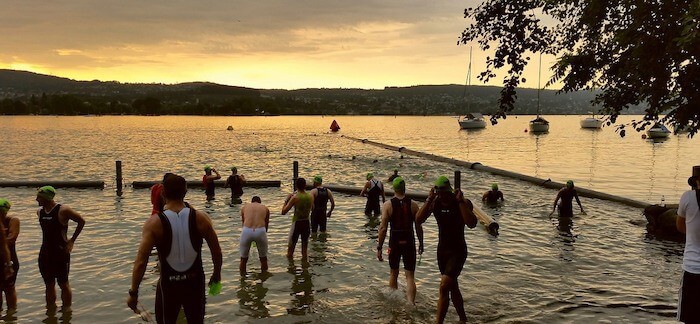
[0,69,645,116]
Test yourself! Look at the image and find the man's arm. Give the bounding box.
[574,191,586,214]
[376,201,391,261]
[6,218,19,244]
[62,206,86,253]
[412,202,424,255]
[127,217,158,312]
[416,189,436,225]
[0,223,11,280]
[359,182,369,197]
[499,191,504,201]
[327,190,336,218]
[380,183,386,203]
[198,211,222,285]
[224,176,231,188]
[265,208,270,232]
[482,191,488,202]
[456,190,478,228]
[549,190,562,216]
[677,215,687,234]
[240,205,245,224]
[240,174,247,185]
[281,195,297,215]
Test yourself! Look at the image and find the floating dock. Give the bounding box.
[132,180,281,189]
[0,181,105,189]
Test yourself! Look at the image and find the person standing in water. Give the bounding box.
[549,180,586,217]
[676,165,700,323]
[202,166,221,201]
[309,175,335,234]
[282,178,314,261]
[416,176,477,323]
[388,169,400,183]
[127,174,223,323]
[225,167,246,205]
[0,199,18,310]
[376,177,423,304]
[360,173,385,216]
[239,196,270,274]
[36,186,86,310]
[482,183,504,205]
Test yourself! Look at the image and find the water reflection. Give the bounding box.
[533,135,543,178]
[310,232,329,267]
[587,130,600,188]
[364,215,380,241]
[287,260,314,315]
[42,306,71,324]
[237,272,271,318]
[553,216,577,262]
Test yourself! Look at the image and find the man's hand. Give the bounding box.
[209,273,221,287]
[455,189,465,202]
[326,211,332,218]
[66,239,75,253]
[419,243,424,255]
[548,211,555,217]
[581,209,587,215]
[376,248,383,261]
[3,266,13,280]
[126,294,138,313]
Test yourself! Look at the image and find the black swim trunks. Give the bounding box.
[389,243,417,271]
[289,220,311,248]
[437,248,467,278]
[38,250,70,285]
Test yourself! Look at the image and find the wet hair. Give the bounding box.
[162,172,174,183]
[163,174,187,201]
[251,196,261,203]
[296,177,306,190]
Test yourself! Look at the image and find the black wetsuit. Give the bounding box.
[484,190,503,204]
[365,180,382,216]
[388,174,399,183]
[311,187,329,233]
[38,204,70,285]
[227,175,243,200]
[156,207,205,324]
[2,217,18,287]
[388,197,416,271]
[433,196,470,278]
[558,188,578,217]
[203,175,215,199]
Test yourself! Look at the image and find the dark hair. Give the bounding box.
[162,172,174,183]
[296,177,306,190]
[163,174,187,201]
[251,196,261,203]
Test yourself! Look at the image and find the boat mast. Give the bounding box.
[462,47,473,116]
[537,52,542,118]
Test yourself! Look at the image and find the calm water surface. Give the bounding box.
[0,115,697,323]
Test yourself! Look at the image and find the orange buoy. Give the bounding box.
[330,120,340,132]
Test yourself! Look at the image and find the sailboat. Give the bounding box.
[646,122,670,139]
[458,47,486,130]
[580,110,604,129]
[529,54,549,133]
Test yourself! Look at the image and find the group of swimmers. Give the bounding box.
[0,166,587,324]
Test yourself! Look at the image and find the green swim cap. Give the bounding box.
[491,183,499,190]
[204,165,212,171]
[313,175,323,184]
[392,177,405,191]
[366,172,374,180]
[566,180,574,188]
[231,166,237,172]
[434,176,452,191]
[0,199,11,212]
[37,186,56,200]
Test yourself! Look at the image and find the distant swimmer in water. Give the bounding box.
[387,169,400,183]
[36,186,86,311]
[482,183,504,205]
[416,176,477,323]
[202,166,221,201]
[282,178,314,261]
[0,199,18,310]
[239,196,270,275]
[309,175,335,234]
[549,180,586,217]
[225,167,246,205]
[360,173,385,216]
[376,177,423,304]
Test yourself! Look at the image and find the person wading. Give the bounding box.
[376,177,423,304]
[225,167,246,205]
[416,176,477,323]
[127,174,223,324]
[202,166,221,201]
[0,199,18,310]
[282,178,314,262]
[676,165,700,323]
[309,175,335,234]
[360,173,385,216]
[549,180,586,217]
[239,196,270,274]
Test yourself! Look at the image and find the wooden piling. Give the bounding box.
[293,161,299,188]
[116,160,123,197]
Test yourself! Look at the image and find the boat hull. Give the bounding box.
[458,119,486,129]
[529,122,549,133]
[646,129,670,139]
[580,118,603,129]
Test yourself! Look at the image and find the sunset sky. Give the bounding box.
[0,0,556,90]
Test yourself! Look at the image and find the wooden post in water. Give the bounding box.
[454,170,461,190]
[116,160,123,197]
[293,161,299,188]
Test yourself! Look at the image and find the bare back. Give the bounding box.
[241,202,269,229]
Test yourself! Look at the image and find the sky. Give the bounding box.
[0,0,556,90]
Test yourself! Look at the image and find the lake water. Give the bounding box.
[0,115,697,323]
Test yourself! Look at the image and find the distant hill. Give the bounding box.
[0,69,644,116]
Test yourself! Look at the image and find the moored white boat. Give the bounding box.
[580,117,603,129]
[529,117,550,133]
[459,113,487,129]
[646,123,670,139]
